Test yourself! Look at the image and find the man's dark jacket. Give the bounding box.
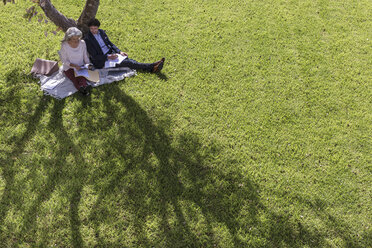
[84,29,121,69]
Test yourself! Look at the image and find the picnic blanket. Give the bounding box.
[37,67,136,99]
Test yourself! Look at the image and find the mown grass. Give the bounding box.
[0,0,371,247]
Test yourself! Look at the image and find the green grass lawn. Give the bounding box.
[0,0,371,247]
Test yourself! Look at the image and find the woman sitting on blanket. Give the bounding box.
[60,27,92,96]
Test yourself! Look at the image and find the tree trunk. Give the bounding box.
[3,0,15,5]
[38,0,99,34]
[77,0,100,35]
[39,0,76,32]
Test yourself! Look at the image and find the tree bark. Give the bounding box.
[77,0,100,35]
[3,0,15,5]
[39,0,76,32]
[38,0,99,34]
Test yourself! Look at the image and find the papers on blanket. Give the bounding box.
[105,54,127,68]
[74,64,89,77]
[74,64,100,83]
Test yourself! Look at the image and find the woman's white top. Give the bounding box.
[60,40,90,71]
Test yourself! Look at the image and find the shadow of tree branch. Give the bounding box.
[1,76,367,247]
[85,84,260,247]
[0,94,51,240]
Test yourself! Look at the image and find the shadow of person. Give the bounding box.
[155,71,168,81]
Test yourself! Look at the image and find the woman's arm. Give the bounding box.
[59,43,71,69]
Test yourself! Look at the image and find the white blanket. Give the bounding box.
[38,67,136,99]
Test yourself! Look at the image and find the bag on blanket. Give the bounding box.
[31,58,59,76]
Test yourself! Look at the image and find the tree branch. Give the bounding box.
[39,0,76,32]
[77,0,100,34]
[3,0,15,5]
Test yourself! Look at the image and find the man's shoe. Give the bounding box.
[83,85,92,96]
[152,58,165,73]
[78,86,85,95]
[79,85,91,96]
[86,85,92,93]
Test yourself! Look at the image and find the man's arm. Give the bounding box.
[84,35,107,69]
[100,30,121,54]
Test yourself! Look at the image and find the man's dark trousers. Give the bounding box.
[115,58,154,72]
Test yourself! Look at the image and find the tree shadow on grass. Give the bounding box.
[49,100,86,248]
[82,83,368,247]
[0,73,368,247]
[82,84,291,247]
[26,99,85,247]
[24,99,86,247]
[0,68,40,122]
[0,91,85,246]
[0,94,51,242]
[264,191,370,247]
[83,84,260,246]
[0,67,49,240]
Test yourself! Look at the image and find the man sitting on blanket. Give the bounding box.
[85,18,165,72]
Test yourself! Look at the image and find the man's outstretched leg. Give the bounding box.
[117,57,165,73]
